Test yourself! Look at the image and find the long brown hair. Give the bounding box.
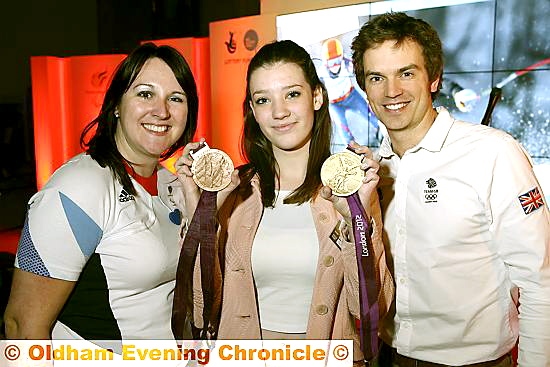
[240,40,332,207]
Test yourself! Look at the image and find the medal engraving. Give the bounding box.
[320,151,363,196]
[191,143,234,192]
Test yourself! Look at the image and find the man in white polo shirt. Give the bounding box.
[351,11,550,367]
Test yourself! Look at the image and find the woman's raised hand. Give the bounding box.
[175,139,240,215]
[320,141,380,224]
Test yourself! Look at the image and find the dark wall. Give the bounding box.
[1,0,260,105]
[0,0,260,230]
[1,0,260,104]
[97,0,260,53]
[1,0,99,105]
[1,0,100,180]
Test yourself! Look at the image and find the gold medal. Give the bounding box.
[320,150,364,196]
[190,142,234,192]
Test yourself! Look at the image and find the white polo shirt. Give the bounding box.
[376,107,550,366]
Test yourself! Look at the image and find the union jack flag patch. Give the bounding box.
[518,186,544,215]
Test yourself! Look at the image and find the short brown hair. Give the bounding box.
[351,12,444,100]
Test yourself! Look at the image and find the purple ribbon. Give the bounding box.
[346,191,380,362]
[172,190,218,340]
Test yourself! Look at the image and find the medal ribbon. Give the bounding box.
[345,177,380,361]
[172,190,219,341]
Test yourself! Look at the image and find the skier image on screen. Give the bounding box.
[316,38,381,150]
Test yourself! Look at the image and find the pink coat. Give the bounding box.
[192,176,394,363]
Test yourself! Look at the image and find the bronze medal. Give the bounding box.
[190,143,234,192]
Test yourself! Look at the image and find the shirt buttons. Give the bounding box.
[323,256,335,267]
[399,277,406,284]
[316,304,329,315]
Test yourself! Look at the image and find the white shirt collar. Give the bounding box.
[378,106,455,158]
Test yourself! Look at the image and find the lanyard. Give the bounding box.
[172,190,219,341]
[346,187,380,361]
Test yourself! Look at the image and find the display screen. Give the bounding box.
[276,0,550,173]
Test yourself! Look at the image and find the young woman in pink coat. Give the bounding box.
[174,40,394,366]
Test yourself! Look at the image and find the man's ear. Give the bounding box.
[430,76,440,93]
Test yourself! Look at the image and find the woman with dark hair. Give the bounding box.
[4,42,198,341]
[174,40,393,366]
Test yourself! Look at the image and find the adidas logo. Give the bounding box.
[119,189,135,202]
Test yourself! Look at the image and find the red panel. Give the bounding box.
[31,56,66,190]
[0,229,20,255]
[65,55,126,159]
[31,54,126,189]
